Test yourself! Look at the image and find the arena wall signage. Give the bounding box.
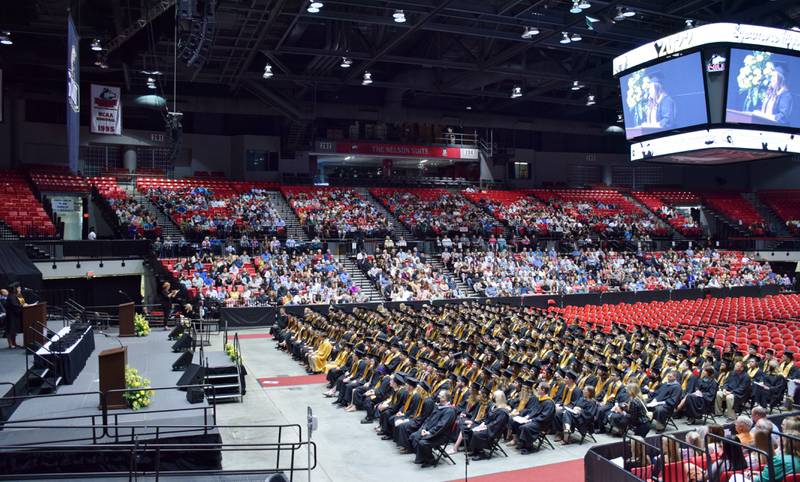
[90,84,123,135]
[314,140,480,160]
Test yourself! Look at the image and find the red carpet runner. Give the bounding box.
[258,374,327,388]
[447,458,584,482]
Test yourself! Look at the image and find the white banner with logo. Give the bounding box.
[90,84,122,135]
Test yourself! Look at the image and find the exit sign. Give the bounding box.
[150,133,165,142]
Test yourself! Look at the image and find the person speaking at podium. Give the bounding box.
[641,73,676,129]
[3,283,35,349]
[755,63,793,125]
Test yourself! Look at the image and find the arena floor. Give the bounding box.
[211,328,701,482]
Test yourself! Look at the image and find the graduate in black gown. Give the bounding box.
[752,359,786,409]
[395,382,435,451]
[411,390,457,468]
[516,382,556,454]
[647,370,683,432]
[677,366,718,424]
[608,382,650,437]
[4,284,24,349]
[554,385,599,444]
[466,389,511,460]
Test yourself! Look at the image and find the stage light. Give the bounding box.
[362,71,373,85]
[263,63,274,79]
[570,32,582,42]
[571,80,583,91]
[521,26,539,39]
[147,82,157,89]
[578,0,591,8]
[466,106,472,110]
[142,70,162,75]
[91,38,102,51]
[622,7,635,17]
[685,19,695,29]
[510,86,522,99]
[307,2,322,13]
[340,57,352,68]
[393,10,406,23]
[617,113,623,123]
[560,32,571,44]
[570,1,582,14]
[0,32,12,45]
[586,94,596,106]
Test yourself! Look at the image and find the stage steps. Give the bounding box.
[204,351,244,403]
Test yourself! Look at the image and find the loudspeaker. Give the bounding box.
[177,363,206,390]
[172,351,193,371]
[186,386,204,404]
[168,324,185,341]
[171,333,193,352]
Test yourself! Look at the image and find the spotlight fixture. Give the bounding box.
[141,70,162,76]
[685,19,695,29]
[147,82,157,89]
[586,94,596,106]
[263,63,274,79]
[307,1,323,13]
[617,113,623,123]
[340,57,352,68]
[570,32,582,42]
[614,6,635,21]
[510,86,522,99]
[94,56,109,69]
[560,32,571,44]
[362,71,373,85]
[578,0,591,9]
[393,9,406,23]
[466,106,472,110]
[91,38,102,51]
[571,80,583,91]
[521,26,540,39]
[570,1,582,14]
[0,32,12,45]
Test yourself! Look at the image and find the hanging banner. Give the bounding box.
[90,84,122,135]
[0,69,4,123]
[66,13,80,173]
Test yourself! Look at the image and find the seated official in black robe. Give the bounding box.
[752,361,786,409]
[554,386,599,444]
[411,391,457,468]
[715,361,751,419]
[515,383,557,454]
[647,371,683,431]
[608,383,650,437]
[466,390,511,459]
[677,366,718,424]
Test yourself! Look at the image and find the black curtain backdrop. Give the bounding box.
[42,275,142,307]
[0,243,43,290]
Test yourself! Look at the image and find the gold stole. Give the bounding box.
[747,367,759,378]
[780,361,793,377]
[453,388,468,407]
[516,393,531,412]
[603,381,621,404]
[717,371,729,387]
[577,374,590,389]
[413,388,429,417]
[382,351,398,366]
[559,353,572,369]
[549,382,562,399]
[475,402,488,422]
[594,378,608,399]
[681,372,691,391]
[563,385,575,405]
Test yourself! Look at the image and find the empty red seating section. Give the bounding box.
[551,294,800,358]
[0,171,57,237]
[759,190,800,235]
[632,191,703,237]
[29,172,90,193]
[88,177,126,200]
[701,191,766,235]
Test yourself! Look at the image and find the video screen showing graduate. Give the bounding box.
[726,49,799,128]
[619,52,708,140]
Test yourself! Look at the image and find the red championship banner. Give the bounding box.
[315,140,479,160]
[90,84,122,135]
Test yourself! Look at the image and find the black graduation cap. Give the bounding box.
[749,355,761,363]
[395,373,406,384]
[406,377,419,387]
[470,381,481,391]
[355,349,365,357]
[597,364,608,372]
[765,348,775,355]
[784,351,795,359]
[420,381,431,393]
[503,368,514,377]
[448,373,458,381]
[749,343,758,350]
[566,371,578,382]
[522,378,534,387]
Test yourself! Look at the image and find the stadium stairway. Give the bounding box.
[133,193,183,240]
[454,188,513,239]
[428,256,480,298]
[341,256,387,301]
[266,191,309,241]
[353,187,415,241]
[622,192,688,240]
[741,192,792,237]
[701,206,750,238]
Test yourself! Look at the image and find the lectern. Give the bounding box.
[118,302,135,337]
[99,346,127,409]
[726,110,779,125]
[625,126,661,138]
[22,302,47,348]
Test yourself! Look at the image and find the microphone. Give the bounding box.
[118,290,133,302]
[98,331,124,349]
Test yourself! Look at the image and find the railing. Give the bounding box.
[22,239,150,259]
[0,423,314,481]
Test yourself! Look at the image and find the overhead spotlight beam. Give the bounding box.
[345,0,457,83]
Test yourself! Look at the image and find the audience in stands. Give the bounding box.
[283,188,391,239]
[358,248,463,301]
[107,197,161,239]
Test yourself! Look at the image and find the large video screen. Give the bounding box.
[619,52,708,140]
[726,49,800,128]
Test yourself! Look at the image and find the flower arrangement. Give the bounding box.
[133,312,150,337]
[123,366,154,410]
[225,342,241,364]
[625,69,651,126]
[736,51,774,111]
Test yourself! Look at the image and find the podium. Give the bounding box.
[726,109,778,125]
[118,302,135,337]
[22,302,47,348]
[99,346,127,409]
[626,126,661,138]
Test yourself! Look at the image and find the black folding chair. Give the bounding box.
[487,431,509,458]
[577,420,598,445]
[433,421,459,466]
[534,419,556,450]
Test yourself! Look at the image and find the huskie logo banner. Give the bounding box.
[613,23,800,77]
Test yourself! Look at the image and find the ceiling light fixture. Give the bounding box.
[0,32,12,46]
[91,38,102,51]
[393,9,406,23]
[586,94,596,106]
[141,70,162,76]
[578,0,591,9]
[614,6,634,21]
[340,57,352,68]
[263,63,274,79]
[570,1,582,14]
[521,26,539,39]
[511,86,523,99]
[616,113,624,123]
[571,80,583,91]
[685,19,695,29]
[94,56,109,69]
[560,32,571,44]
[571,32,582,42]
[362,71,373,85]
[466,106,472,110]
[307,2,323,13]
